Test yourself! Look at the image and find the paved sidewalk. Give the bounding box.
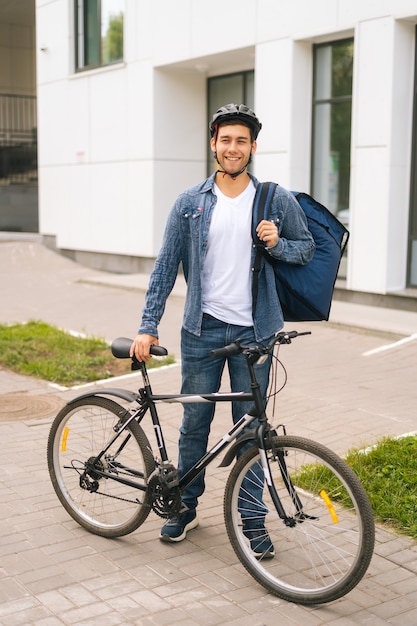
[1,239,417,625]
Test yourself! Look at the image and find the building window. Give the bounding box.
[75,0,124,71]
[408,27,417,287]
[207,71,254,176]
[312,39,353,227]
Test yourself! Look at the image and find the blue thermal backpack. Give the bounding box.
[251,182,349,322]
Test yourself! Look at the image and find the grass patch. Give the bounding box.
[0,320,174,386]
[294,435,417,540]
[345,436,417,539]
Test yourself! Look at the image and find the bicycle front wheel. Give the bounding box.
[224,435,375,605]
[47,396,155,538]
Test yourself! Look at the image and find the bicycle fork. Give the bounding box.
[243,351,307,528]
[256,423,310,527]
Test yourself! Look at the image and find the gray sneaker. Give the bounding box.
[243,523,275,559]
[159,507,198,542]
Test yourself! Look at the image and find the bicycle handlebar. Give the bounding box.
[111,330,311,362]
[209,342,241,359]
[209,330,311,360]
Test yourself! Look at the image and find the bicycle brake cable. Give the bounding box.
[266,344,288,420]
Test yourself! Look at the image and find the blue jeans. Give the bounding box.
[178,314,272,512]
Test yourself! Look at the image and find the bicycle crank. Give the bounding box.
[147,463,182,518]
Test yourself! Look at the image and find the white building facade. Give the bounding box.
[31,1,417,304]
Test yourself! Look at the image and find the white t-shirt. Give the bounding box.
[202,180,256,326]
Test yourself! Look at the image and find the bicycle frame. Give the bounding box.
[76,347,283,513]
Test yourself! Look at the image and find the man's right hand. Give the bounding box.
[130,333,159,362]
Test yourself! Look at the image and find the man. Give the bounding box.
[130,104,315,555]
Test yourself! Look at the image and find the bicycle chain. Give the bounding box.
[89,489,143,506]
[83,479,181,515]
[78,462,181,516]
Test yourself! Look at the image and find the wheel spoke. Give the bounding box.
[47,397,154,537]
[224,435,374,605]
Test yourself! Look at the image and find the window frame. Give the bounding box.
[74,0,124,72]
[407,26,417,287]
[311,38,353,219]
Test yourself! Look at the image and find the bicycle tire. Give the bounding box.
[224,435,375,605]
[47,396,155,538]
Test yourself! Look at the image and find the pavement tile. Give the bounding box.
[129,588,172,612]
[367,593,417,619]
[35,590,76,613]
[0,597,40,619]
[0,606,52,626]
[389,606,417,625]
[32,617,67,626]
[201,597,249,621]
[59,602,113,624]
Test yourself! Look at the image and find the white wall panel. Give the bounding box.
[189,0,256,58]
[254,152,291,188]
[154,69,206,161]
[87,163,128,252]
[37,165,70,236]
[56,165,92,250]
[36,0,70,84]
[349,16,414,293]
[124,0,153,63]
[37,81,70,164]
[126,62,154,160]
[151,0,192,65]
[65,78,90,165]
[348,147,389,292]
[126,160,154,256]
[339,0,417,24]
[153,159,206,253]
[48,160,156,257]
[386,20,414,290]
[256,39,292,156]
[355,18,393,148]
[255,38,311,190]
[257,0,339,42]
[89,70,129,163]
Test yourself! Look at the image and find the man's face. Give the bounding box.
[210,123,257,175]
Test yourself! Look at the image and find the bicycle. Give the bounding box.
[47,330,375,606]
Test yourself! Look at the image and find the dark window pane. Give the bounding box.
[312,40,353,217]
[331,41,354,98]
[84,0,100,67]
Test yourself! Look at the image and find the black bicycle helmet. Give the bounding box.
[209,103,262,140]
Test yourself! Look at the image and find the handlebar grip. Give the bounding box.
[150,345,169,357]
[111,337,168,359]
[210,342,241,359]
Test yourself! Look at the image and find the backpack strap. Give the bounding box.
[251,182,278,316]
[251,181,278,244]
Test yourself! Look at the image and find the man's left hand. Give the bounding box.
[256,220,278,248]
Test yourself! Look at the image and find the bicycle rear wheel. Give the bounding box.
[47,396,155,538]
[224,435,375,605]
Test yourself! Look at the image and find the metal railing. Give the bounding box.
[0,94,37,182]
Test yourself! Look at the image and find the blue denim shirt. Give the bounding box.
[139,173,315,343]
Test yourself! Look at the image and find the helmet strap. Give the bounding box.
[213,152,252,180]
